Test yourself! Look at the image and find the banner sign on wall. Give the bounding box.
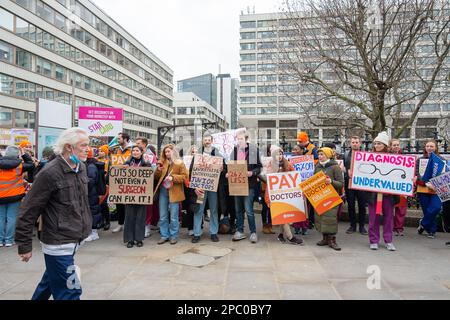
[78,106,123,137]
[349,151,416,196]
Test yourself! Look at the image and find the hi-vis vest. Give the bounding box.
[0,164,25,198]
[305,143,318,165]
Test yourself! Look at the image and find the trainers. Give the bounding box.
[211,234,219,242]
[359,227,368,235]
[112,225,123,233]
[346,227,356,234]
[192,236,201,243]
[170,239,178,245]
[417,219,425,235]
[188,230,194,236]
[5,243,13,247]
[386,243,396,251]
[84,230,99,242]
[427,233,436,239]
[370,243,379,250]
[144,225,151,238]
[232,231,246,241]
[249,233,258,243]
[277,233,286,243]
[157,238,169,245]
[287,236,304,245]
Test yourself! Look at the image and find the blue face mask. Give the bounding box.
[69,146,81,165]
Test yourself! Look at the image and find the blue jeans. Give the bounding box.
[0,201,21,244]
[158,187,180,240]
[32,253,81,300]
[194,191,219,237]
[234,188,256,234]
[419,193,442,234]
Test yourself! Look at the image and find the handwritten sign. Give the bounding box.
[300,171,343,215]
[419,159,428,177]
[261,156,272,175]
[189,154,223,192]
[227,160,249,196]
[349,151,416,196]
[183,155,193,170]
[78,106,123,137]
[289,155,314,181]
[430,172,450,202]
[108,166,154,204]
[212,128,245,163]
[267,172,307,225]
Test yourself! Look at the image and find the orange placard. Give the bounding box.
[299,171,343,215]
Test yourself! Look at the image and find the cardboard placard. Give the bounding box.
[289,155,315,181]
[212,128,246,163]
[430,171,450,202]
[108,166,154,204]
[267,172,307,225]
[183,155,193,170]
[349,151,416,196]
[227,160,249,196]
[189,154,223,192]
[300,171,343,215]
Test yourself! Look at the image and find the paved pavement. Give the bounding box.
[1,219,450,300]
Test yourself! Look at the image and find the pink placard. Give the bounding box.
[78,107,123,121]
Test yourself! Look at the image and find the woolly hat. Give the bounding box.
[19,140,32,148]
[318,147,334,159]
[297,131,309,143]
[373,131,390,147]
[99,145,109,155]
[87,147,94,159]
[4,145,20,159]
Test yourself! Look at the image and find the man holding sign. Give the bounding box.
[189,134,225,243]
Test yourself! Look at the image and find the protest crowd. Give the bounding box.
[1,127,450,300]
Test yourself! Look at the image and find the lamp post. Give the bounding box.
[280,133,288,152]
[333,131,342,154]
[363,132,371,151]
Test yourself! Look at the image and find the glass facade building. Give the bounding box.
[177,73,216,109]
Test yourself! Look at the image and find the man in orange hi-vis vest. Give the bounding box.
[109,132,132,233]
[0,145,35,247]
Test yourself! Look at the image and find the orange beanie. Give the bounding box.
[87,147,94,159]
[297,132,309,143]
[99,145,109,155]
[19,140,32,148]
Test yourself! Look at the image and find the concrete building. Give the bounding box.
[239,11,450,150]
[0,0,174,149]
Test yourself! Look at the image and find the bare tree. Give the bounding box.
[276,0,450,139]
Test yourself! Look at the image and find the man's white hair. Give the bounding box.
[54,127,89,155]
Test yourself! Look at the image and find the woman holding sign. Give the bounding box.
[263,146,304,245]
[416,140,444,239]
[154,144,188,245]
[314,147,344,251]
[367,132,396,251]
[123,145,153,248]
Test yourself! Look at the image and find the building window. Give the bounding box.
[14,110,28,128]
[240,32,256,40]
[0,107,13,127]
[15,0,37,12]
[55,65,65,82]
[16,49,32,69]
[240,21,256,28]
[0,74,14,95]
[240,54,256,61]
[240,43,256,50]
[36,0,54,24]
[240,64,256,72]
[0,8,14,31]
[54,12,66,31]
[0,41,14,63]
[15,17,29,40]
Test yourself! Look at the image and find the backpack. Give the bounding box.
[94,161,107,196]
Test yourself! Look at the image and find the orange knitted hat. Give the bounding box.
[297,132,309,143]
[19,140,32,148]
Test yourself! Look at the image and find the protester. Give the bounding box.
[154,144,188,245]
[228,130,262,243]
[263,146,303,245]
[366,132,396,251]
[190,134,226,243]
[260,145,275,235]
[297,131,318,229]
[0,146,35,247]
[33,146,56,178]
[110,132,132,233]
[135,137,158,238]
[390,139,408,236]
[15,128,91,300]
[290,143,309,235]
[123,145,153,248]
[343,136,368,235]
[97,145,110,231]
[313,147,343,251]
[183,145,198,236]
[416,139,444,239]
[84,148,102,242]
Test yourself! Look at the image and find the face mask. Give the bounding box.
[69,145,81,165]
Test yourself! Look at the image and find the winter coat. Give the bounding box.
[229,143,262,189]
[154,158,188,203]
[314,159,343,235]
[86,159,101,227]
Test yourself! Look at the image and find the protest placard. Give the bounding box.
[261,156,272,175]
[108,166,154,205]
[289,155,315,181]
[227,160,249,196]
[189,154,223,192]
[430,172,450,203]
[349,151,416,196]
[212,128,245,163]
[300,171,343,215]
[183,155,193,170]
[419,159,428,176]
[267,172,307,225]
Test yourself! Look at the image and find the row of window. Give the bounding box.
[0,41,171,118]
[7,3,172,91]
[14,0,172,82]
[0,106,35,129]
[240,30,302,40]
[240,85,299,94]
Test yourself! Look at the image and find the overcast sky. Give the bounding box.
[93,0,282,85]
